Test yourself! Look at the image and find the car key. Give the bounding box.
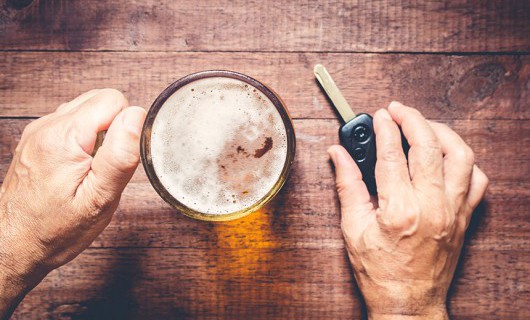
[314,64,408,194]
[313,64,377,193]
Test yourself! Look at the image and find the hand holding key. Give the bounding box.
[315,64,409,193]
[328,101,488,319]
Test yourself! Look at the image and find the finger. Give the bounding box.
[79,106,146,210]
[464,165,489,222]
[328,145,373,215]
[373,108,411,206]
[387,101,444,193]
[429,121,475,207]
[56,89,102,114]
[70,89,129,154]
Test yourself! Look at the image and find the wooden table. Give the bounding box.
[1,1,529,319]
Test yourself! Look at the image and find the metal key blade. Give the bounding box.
[314,64,356,123]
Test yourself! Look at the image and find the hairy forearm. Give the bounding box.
[0,247,46,319]
[0,267,29,319]
[0,205,45,319]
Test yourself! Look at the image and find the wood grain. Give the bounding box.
[1,118,528,319]
[1,0,529,52]
[12,248,358,320]
[1,119,528,250]
[1,0,529,318]
[10,246,528,320]
[0,52,528,119]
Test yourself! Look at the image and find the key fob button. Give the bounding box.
[353,125,370,142]
[352,147,366,161]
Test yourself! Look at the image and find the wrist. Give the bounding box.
[358,279,449,320]
[0,265,34,318]
[0,200,49,281]
[0,203,48,318]
[0,257,45,296]
[369,307,449,320]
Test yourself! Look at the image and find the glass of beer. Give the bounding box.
[140,70,296,221]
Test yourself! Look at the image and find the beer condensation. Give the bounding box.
[150,77,288,214]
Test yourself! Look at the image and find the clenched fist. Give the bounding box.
[328,102,488,320]
[0,89,146,318]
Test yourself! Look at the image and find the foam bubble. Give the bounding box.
[150,77,288,214]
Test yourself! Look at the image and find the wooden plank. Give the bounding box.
[0,0,529,52]
[1,118,528,250]
[10,246,529,319]
[0,52,528,119]
[2,117,528,318]
[11,247,360,319]
[2,119,528,183]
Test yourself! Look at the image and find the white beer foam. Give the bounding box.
[151,77,288,214]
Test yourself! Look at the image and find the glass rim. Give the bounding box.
[140,70,296,221]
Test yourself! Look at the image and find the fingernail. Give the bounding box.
[378,108,392,120]
[388,101,403,110]
[122,107,146,136]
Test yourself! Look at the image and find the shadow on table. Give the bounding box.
[76,249,141,320]
[447,199,489,315]
[346,252,369,320]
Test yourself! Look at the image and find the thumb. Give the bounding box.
[328,145,373,220]
[83,106,147,208]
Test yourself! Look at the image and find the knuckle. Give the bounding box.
[417,138,442,158]
[400,210,419,228]
[22,119,40,136]
[89,196,114,215]
[122,150,140,169]
[434,212,453,229]
[335,179,353,199]
[420,138,442,152]
[385,203,421,230]
[116,144,141,169]
[454,146,475,166]
[82,186,117,218]
[378,208,419,231]
[335,183,348,200]
[380,148,405,163]
[14,140,25,154]
[464,148,475,166]
[56,102,68,112]
[432,211,457,240]
[21,117,60,150]
[102,144,140,175]
[33,128,59,153]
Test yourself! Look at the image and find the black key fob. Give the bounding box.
[339,113,378,194]
[314,64,409,194]
[339,114,410,194]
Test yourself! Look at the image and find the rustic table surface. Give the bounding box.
[1,1,529,319]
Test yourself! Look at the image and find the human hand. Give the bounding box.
[328,102,488,319]
[0,89,146,318]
